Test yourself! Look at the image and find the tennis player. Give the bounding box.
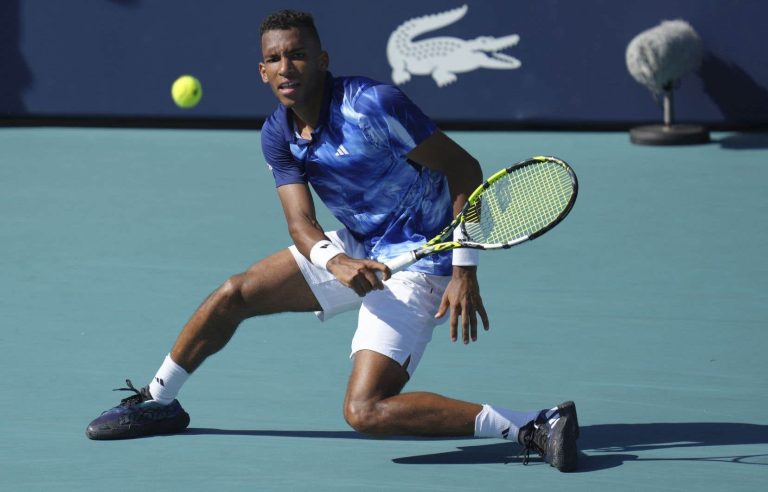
[85,9,579,472]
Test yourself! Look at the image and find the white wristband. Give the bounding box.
[451,227,479,266]
[309,239,344,270]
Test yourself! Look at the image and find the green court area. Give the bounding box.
[1,128,766,491]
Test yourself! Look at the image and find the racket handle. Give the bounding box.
[382,251,417,276]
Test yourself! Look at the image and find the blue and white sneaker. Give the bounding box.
[86,379,190,440]
[517,401,579,472]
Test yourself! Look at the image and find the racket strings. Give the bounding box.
[464,161,574,244]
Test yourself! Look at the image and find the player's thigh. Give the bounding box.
[345,272,451,404]
[350,272,450,376]
[344,349,409,406]
[238,248,321,314]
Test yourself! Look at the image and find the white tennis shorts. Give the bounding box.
[288,229,451,377]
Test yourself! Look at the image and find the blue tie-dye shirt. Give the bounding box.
[261,74,452,275]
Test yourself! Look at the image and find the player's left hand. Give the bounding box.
[435,266,489,344]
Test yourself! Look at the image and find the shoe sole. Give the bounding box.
[86,413,190,440]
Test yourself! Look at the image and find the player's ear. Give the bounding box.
[319,51,329,71]
[258,63,269,83]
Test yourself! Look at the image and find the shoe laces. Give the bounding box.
[517,412,549,465]
[113,379,152,407]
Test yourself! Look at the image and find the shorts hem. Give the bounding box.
[349,345,416,377]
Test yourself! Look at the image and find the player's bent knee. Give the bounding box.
[343,400,384,435]
[214,275,250,320]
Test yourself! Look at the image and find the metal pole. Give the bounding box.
[663,84,674,127]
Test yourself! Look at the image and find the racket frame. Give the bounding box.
[384,156,578,273]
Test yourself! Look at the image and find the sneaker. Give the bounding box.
[85,379,190,440]
[517,401,579,472]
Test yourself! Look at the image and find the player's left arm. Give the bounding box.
[406,130,490,344]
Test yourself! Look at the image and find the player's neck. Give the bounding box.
[292,113,314,140]
[290,75,326,140]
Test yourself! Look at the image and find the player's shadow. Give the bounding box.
[391,422,768,471]
[186,422,768,471]
[184,428,469,442]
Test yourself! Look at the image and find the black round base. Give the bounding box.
[629,124,710,146]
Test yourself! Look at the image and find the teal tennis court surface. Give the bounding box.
[1,128,767,490]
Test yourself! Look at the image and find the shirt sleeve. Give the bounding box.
[260,115,307,187]
[353,84,437,158]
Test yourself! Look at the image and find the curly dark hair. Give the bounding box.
[259,10,321,45]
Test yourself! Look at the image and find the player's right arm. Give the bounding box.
[263,109,387,295]
[276,183,389,296]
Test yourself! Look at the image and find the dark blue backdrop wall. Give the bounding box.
[2,0,767,126]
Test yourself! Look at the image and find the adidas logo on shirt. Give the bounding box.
[335,144,350,157]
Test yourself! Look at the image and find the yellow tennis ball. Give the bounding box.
[171,75,202,108]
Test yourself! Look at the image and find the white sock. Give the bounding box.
[148,354,189,405]
[474,404,541,441]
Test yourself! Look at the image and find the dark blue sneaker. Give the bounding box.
[86,379,190,440]
[518,401,579,472]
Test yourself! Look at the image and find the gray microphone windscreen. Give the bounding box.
[626,20,703,94]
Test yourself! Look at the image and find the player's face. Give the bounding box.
[259,27,328,110]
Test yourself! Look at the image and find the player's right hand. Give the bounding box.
[327,254,390,296]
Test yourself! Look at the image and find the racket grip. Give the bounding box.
[378,251,417,278]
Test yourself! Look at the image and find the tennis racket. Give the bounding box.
[385,155,578,273]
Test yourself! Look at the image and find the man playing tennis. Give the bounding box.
[86,9,579,472]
